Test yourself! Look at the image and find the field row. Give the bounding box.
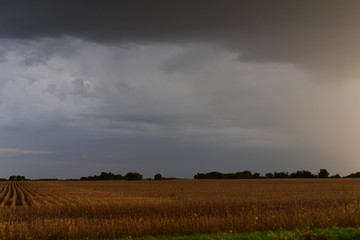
[0,182,33,207]
[0,181,122,207]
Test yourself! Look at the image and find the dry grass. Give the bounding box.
[0,179,360,239]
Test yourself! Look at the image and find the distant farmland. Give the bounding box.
[1,179,360,239]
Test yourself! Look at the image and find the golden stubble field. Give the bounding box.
[0,179,360,239]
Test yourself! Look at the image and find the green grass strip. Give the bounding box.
[116,227,360,240]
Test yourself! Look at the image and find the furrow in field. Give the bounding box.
[19,184,47,206]
[3,182,14,207]
[19,184,41,207]
[0,183,5,191]
[16,183,33,206]
[21,185,62,206]
[0,183,8,204]
[14,182,26,207]
[0,183,10,206]
[10,182,18,207]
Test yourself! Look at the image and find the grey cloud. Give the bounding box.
[0,37,83,67]
[0,39,358,178]
[160,45,222,74]
[72,79,90,97]
[45,84,57,94]
[1,1,360,78]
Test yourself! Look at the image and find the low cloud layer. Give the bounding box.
[0,39,358,178]
[0,148,52,155]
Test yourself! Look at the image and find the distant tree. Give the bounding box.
[194,173,206,179]
[239,171,253,179]
[318,169,330,178]
[273,172,289,178]
[9,175,26,181]
[346,172,360,178]
[154,173,163,180]
[80,172,124,180]
[265,173,274,178]
[290,170,316,178]
[124,172,143,181]
[252,172,261,179]
[234,171,252,179]
[330,174,341,178]
[194,171,261,179]
[206,171,224,179]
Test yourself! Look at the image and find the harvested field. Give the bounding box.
[1,179,360,239]
[0,182,32,207]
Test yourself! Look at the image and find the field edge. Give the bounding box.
[115,227,360,240]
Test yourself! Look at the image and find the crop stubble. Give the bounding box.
[0,179,360,239]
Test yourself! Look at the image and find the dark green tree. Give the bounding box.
[318,169,330,178]
[194,173,206,179]
[346,172,360,178]
[265,172,274,178]
[289,170,316,178]
[154,173,163,180]
[252,172,261,179]
[80,172,124,180]
[273,172,289,178]
[9,175,26,181]
[124,172,143,181]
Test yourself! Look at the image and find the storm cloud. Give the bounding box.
[1,1,360,78]
[0,1,359,178]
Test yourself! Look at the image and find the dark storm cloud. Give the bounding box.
[1,0,360,76]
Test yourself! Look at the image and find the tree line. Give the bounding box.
[194,169,344,179]
[4,170,360,181]
[80,172,143,181]
[80,172,177,181]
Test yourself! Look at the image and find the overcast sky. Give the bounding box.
[1,1,360,179]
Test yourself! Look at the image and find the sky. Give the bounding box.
[1,0,360,179]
